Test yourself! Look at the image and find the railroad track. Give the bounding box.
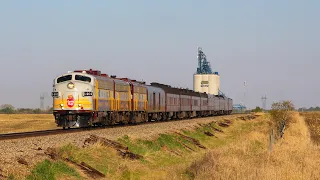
[0,129,83,141]
[0,113,249,141]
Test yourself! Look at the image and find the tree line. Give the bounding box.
[297,106,320,112]
[0,104,53,114]
[251,105,320,113]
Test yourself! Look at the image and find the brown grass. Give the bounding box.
[300,111,320,145]
[186,112,320,180]
[0,114,56,134]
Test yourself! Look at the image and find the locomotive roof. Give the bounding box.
[56,71,96,79]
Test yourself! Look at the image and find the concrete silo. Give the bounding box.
[193,47,220,95]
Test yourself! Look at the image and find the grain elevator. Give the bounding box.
[193,47,220,95]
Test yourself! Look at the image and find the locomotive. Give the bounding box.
[51,69,233,129]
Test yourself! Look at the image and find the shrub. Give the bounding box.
[251,106,263,113]
[269,100,295,137]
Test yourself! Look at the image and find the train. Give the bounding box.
[51,69,233,129]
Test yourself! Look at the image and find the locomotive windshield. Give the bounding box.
[57,75,72,83]
[75,75,91,83]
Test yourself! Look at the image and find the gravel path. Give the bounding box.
[0,115,238,178]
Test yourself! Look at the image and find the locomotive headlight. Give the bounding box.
[83,92,93,96]
[51,92,59,98]
[78,104,82,107]
[67,82,75,89]
[60,104,64,107]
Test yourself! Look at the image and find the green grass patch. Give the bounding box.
[118,135,159,155]
[26,159,81,180]
[118,133,197,156]
[156,134,186,151]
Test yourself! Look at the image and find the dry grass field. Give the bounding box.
[0,114,57,134]
[186,112,320,180]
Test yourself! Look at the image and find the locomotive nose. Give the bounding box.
[64,91,78,108]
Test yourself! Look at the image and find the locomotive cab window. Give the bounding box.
[75,75,91,83]
[57,75,72,83]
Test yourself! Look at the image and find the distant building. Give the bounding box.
[233,104,247,113]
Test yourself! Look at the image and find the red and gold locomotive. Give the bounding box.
[51,69,232,129]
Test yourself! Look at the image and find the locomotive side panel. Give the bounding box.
[96,76,115,112]
[213,96,220,112]
[224,97,228,112]
[114,79,131,112]
[199,92,208,112]
[228,98,233,113]
[132,83,148,112]
[191,96,201,112]
[219,97,225,112]
[180,94,191,112]
[146,85,165,113]
[166,93,180,112]
[207,94,215,112]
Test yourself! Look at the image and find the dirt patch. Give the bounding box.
[83,134,128,150]
[238,114,259,121]
[218,122,230,127]
[175,132,206,149]
[64,158,105,179]
[0,168,7,179]
[83,134,143,160]
[117,149,144,160]
[212,126,224,133]
[177,139,196,152]
[218,119,233,127]
[17,157,28,166]
[204,131,214,136]
[44,147,59,160]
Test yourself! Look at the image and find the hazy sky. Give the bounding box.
[0,0,319,109]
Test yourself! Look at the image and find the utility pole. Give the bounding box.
[261,95,267,112]
[243,81,246,109]
[40,93,45,110]
[40,92,48,110]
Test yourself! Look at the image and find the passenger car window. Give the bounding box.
[57,75,72,83]
[75,75,91,83]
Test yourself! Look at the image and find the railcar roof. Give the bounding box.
[150,82,201,96]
